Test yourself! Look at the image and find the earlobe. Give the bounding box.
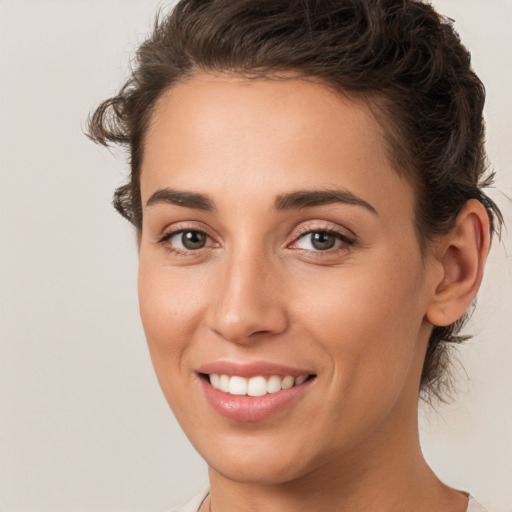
[426,199,491,327]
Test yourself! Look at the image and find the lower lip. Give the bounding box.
[200,377,314,422]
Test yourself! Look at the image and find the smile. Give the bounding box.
[197,362,316,421]
[208,374,309,396]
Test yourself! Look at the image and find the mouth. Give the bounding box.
[197,362,317,422]
[202,373,312,396]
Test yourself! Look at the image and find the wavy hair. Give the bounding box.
[87,0,503,399]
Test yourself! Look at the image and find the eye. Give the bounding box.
[292,229,353,251]
[161,229,213,252]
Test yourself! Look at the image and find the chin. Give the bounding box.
[208,455,312,486]
[195,430,329,486]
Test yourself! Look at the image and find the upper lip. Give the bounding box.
[197,360,315,378]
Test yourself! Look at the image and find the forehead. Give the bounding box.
[141,73,414,224]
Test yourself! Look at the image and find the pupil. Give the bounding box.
[312,232,336,250]
[182,231,206,249]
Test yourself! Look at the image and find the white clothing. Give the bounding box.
[467,495,488,512]
[170,487,488,512]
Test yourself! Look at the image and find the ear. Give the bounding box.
[426,199,491,327]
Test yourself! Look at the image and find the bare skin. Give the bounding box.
[137,74,489,512]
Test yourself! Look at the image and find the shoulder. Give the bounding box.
[167,487,209,512]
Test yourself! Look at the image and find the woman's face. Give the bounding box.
[138,74,439,484]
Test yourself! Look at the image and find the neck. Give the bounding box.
[205,404,467,512]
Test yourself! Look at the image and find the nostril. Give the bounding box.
[250,330,271,336]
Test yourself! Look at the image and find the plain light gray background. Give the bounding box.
[0,1,511,511]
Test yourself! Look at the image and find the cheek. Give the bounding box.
[294,247,427,397]
[137,252,208,390]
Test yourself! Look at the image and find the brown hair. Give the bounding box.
[87,0,502,399]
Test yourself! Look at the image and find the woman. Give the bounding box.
[88,0,503,510]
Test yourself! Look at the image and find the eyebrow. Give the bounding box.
[145,188,217,212]
[145,187,377,215]
[274,189,378,215]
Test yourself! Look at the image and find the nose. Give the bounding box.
[207,250,289,345]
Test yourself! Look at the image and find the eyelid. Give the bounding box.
[155,220,355,256]
[160,229,214,245]
[156,222,220,255]
[157,221,217,241]
[287,222,356,253]
[289,221,355,242]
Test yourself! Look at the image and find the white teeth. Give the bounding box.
[210,374,220,388]
[219,374,230,393]
[208,374,310,396]
[267,375,282,394]
[281,376,295,389]
[229,376,248,395]
[295,375,308,386]
[247,376,267,397]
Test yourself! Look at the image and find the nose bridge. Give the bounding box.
[209,242,287,343]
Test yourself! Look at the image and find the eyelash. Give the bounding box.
[157,226,217,256]
[290,226,355,255]
[157,224,355,258]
